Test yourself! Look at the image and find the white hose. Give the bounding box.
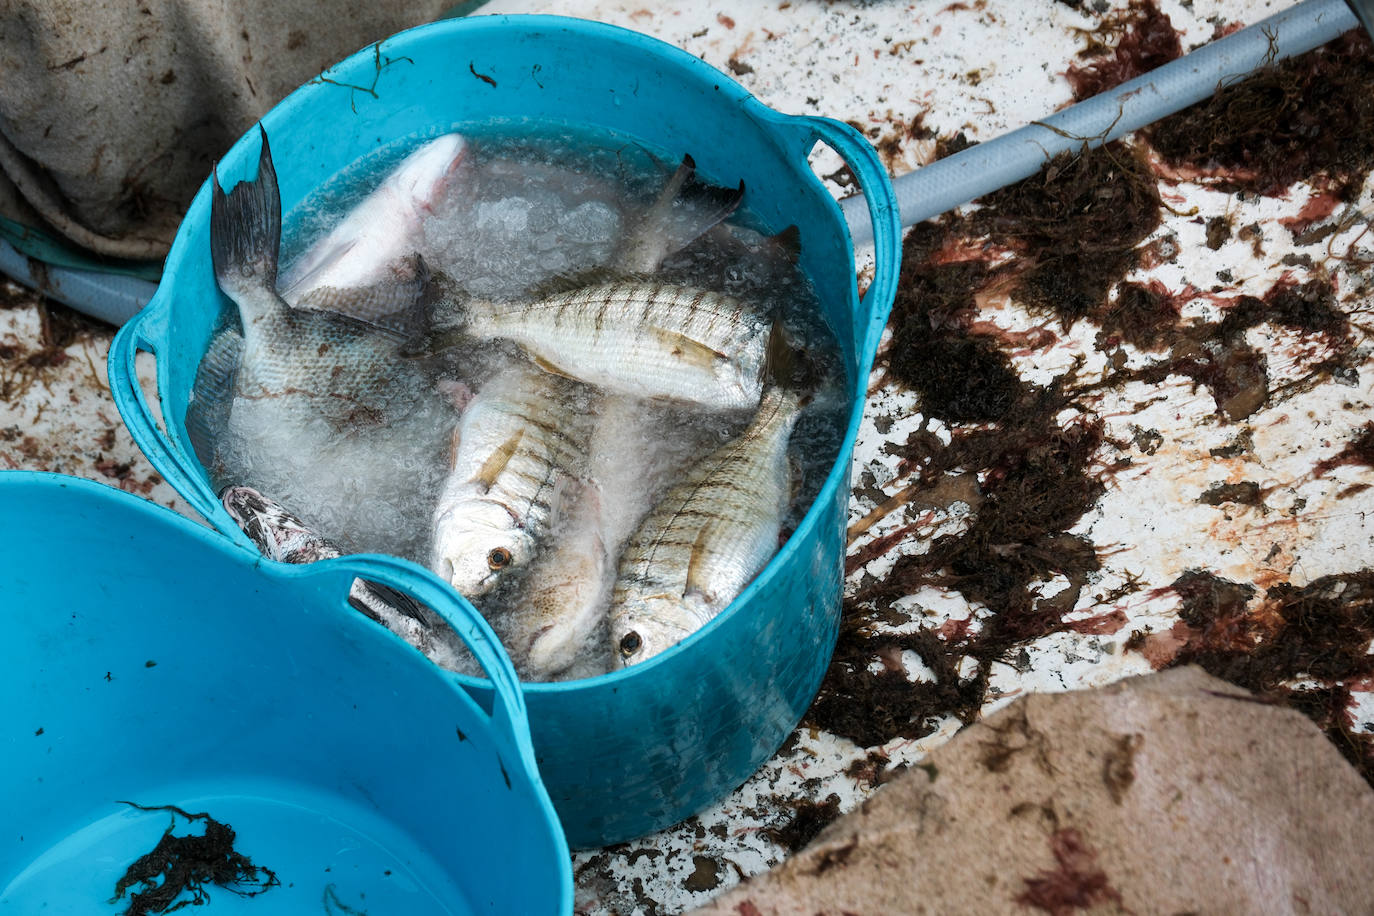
[843,0,1361,245]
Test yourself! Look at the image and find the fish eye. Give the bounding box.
[487,547,512,570]
[618,631,642,658]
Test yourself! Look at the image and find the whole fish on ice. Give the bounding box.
[187,133,456,463]
[222,485,472,672]
[609,386,804,667]
[430,360,595,598]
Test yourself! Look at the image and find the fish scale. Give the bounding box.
[465,280,772,411]
[609,386,803,666]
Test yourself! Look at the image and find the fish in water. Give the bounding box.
[459,279,775,411]
[505,395,723,680]
[430,359,595,598]
[503,477,613,681]
[210,127,429,434]
[278,132,469,334]
[221,485,472,672]
[609,386,804,667]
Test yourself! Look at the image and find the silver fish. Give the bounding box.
[609,386,803,667]
[462,280,774,411]
[221,485,472,673]
[430,360,594,598]
[210,129,427,433]
[505,395,722,679]
[279,132,469,333]
[503,477,614,680]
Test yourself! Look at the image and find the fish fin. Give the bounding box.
[616,155,745,273]
[547,472,597,532]
[472,429,524,492]
[293,254,433,340]
[447,424,463,469]
[770,224,802,261]
[762,318,820,400]
[186,327,242,467]
[530,353,579,380]
[650,326,728,369]
[527,266,645,299]
[358,580,429,624]
[211,126,281,302]
[682,523,719,608]
[762,318,794,389]
[409,324,476,358]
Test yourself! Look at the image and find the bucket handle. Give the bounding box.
[108,297,233,533]
[763,112,903,373]
[296,553,538,778]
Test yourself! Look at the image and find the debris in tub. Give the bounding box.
[110,802,278,915]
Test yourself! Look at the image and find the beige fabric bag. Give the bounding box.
[0,0,449,260]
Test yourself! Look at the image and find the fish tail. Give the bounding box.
[211,126,281,302]
[666,154,744,242]
[618,154,745,272]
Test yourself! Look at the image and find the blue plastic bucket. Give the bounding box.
[109,15,902,846]
[0,472,571,913]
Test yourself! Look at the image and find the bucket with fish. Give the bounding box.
[108,15,902,846]
[0,472,571,914]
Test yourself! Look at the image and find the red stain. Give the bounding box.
[1018,828,1123,915]
[1279,188,1342,236]
[937,616,975,641]
[735,902,762,916]
[1066,0,1182,101]
[1066,609,1129,636]
[717,13,735,29]
[1140,620,1192,669]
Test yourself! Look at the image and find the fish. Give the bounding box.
[612,154,744,275]
[503,477,614,680]
[221,485,473,673]
[608,386,804,667]
[210,128,428,435]
[505,395,723,679]
[430,359,595,599]
[278,132,469,334]
[459,279,775,411]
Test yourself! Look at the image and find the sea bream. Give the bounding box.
[222,485,472,673]
[430,360,595,598]
[278,132,469,332]
[459,279,774,412]
[503,395,725,680]
[609,386,804,667]
[210,128,428,433]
